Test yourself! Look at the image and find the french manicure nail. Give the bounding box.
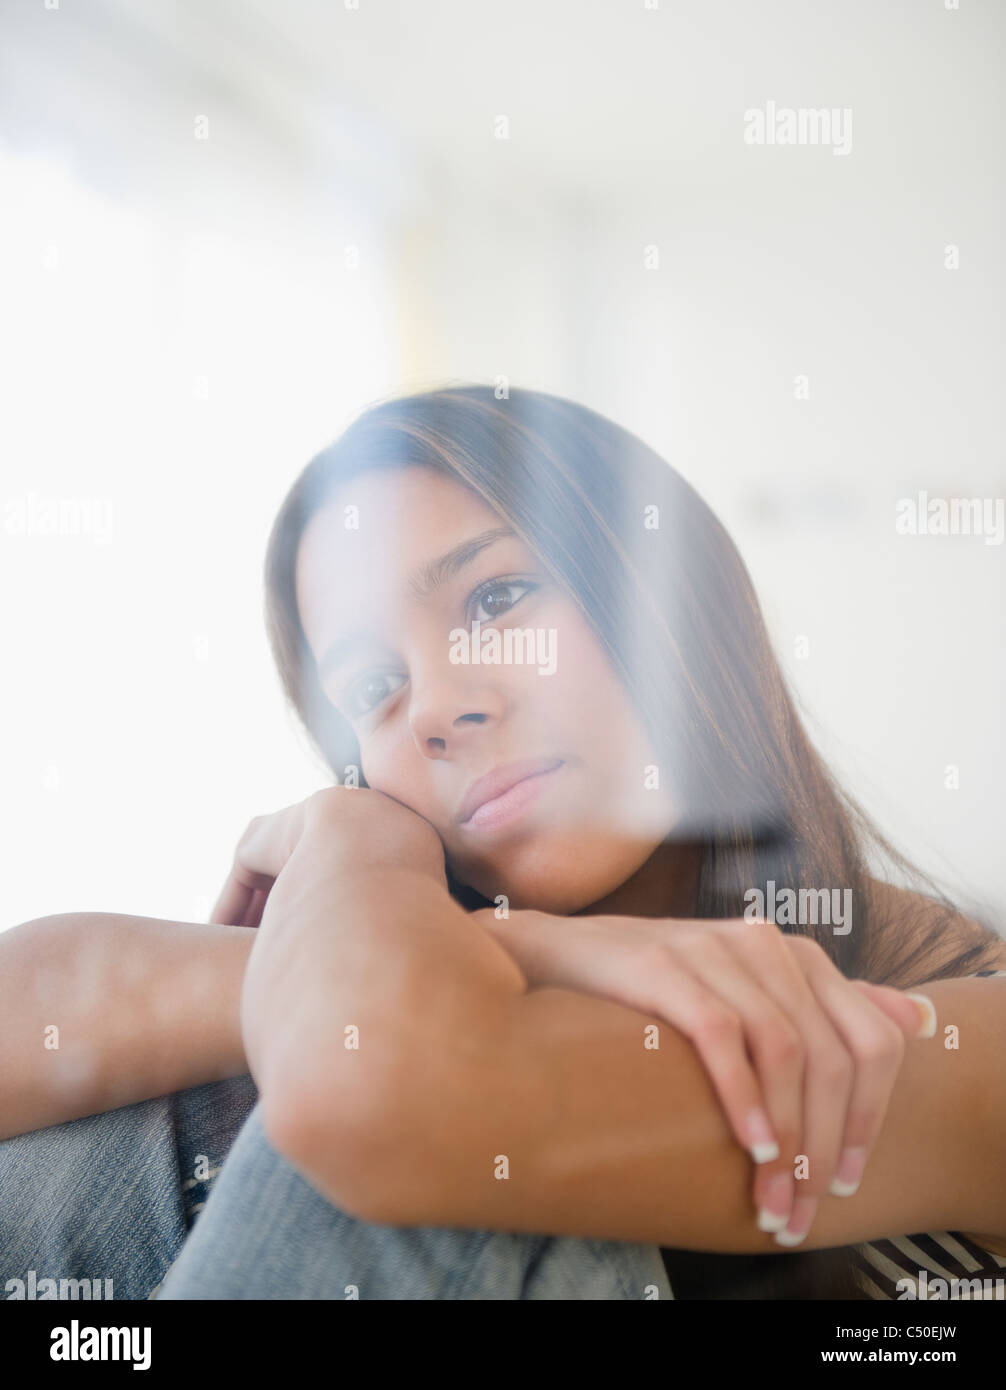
[906,993,936,1038]
[774,1196,818,1247]
[829,1145,867,1197]
[757,1170,792,1232]
[745,1107,780,1164]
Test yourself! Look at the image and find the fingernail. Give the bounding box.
[756,1170,792,1232]
[829,1145,868,1197]
[745,1107,780,1164]
[774,1195,818,1247]
[906,992,936,1038]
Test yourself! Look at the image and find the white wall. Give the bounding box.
[1,0,1002,932]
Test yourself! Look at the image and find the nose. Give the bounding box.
[408,674,506,759]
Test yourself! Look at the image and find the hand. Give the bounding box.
[473,907,936,1246]
[209,794,317,928]
[210,786,448,929]
[231,789,479,1131]
[298,785,448,891]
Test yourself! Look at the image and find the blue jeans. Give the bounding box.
[0,1075,673,1300]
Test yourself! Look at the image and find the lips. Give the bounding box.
[457,757,565,826]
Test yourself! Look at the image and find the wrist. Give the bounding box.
[300,792,447,888]
[219,926,256,1072]
[470,907,551,987]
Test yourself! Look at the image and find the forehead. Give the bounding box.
[294,465,505,645]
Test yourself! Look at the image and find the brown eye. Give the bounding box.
[472,581,535,623]
[482,585,515,617]
[343,670,406,718]
[362,675,389,705]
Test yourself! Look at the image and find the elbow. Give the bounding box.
[256,985,516,1232]
[259,1066,420,1228]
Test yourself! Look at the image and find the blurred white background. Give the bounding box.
[1,0,1003,932]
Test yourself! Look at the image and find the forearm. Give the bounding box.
[0,912,255,1140]
[241,831,527,1197]
[285,963,1006,1249]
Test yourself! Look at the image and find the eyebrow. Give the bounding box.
[317,525,516,681]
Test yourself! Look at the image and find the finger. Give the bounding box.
[209,874,255,926]
[210,859,275,927]
[787,941,907,1204]
[670,928,808,1231]
[507,918,784,1172]
[849,979,937,1041]
[244,886,271,930]
[665,930,802,1165]
[469,913,803,1236]
[716,922,852,1219]
[623,939,795,1178]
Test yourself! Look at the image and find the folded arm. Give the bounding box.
[347,973,1006,1252]
[262,858,1006,1253]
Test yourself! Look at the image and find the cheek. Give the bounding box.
[549,619,645,753]
[550,617,674,829]
[357,730,401,793]
[547,610,604,695]
[357,727,435,815]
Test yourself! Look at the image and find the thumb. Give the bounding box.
[849,979,937,1040]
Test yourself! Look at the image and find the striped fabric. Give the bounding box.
[852,1228,1006,1300]
[852,967,1006,1300]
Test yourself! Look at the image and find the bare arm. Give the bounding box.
[339,973,1006,1251]
[266,865,1006,1251]
[0,912,255,1140]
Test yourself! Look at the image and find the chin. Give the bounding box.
[456,835,641,916]
[503,880,595,914]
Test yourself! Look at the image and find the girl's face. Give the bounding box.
[295,465,683,914]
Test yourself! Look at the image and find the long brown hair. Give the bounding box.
[263,382,1003,1298]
